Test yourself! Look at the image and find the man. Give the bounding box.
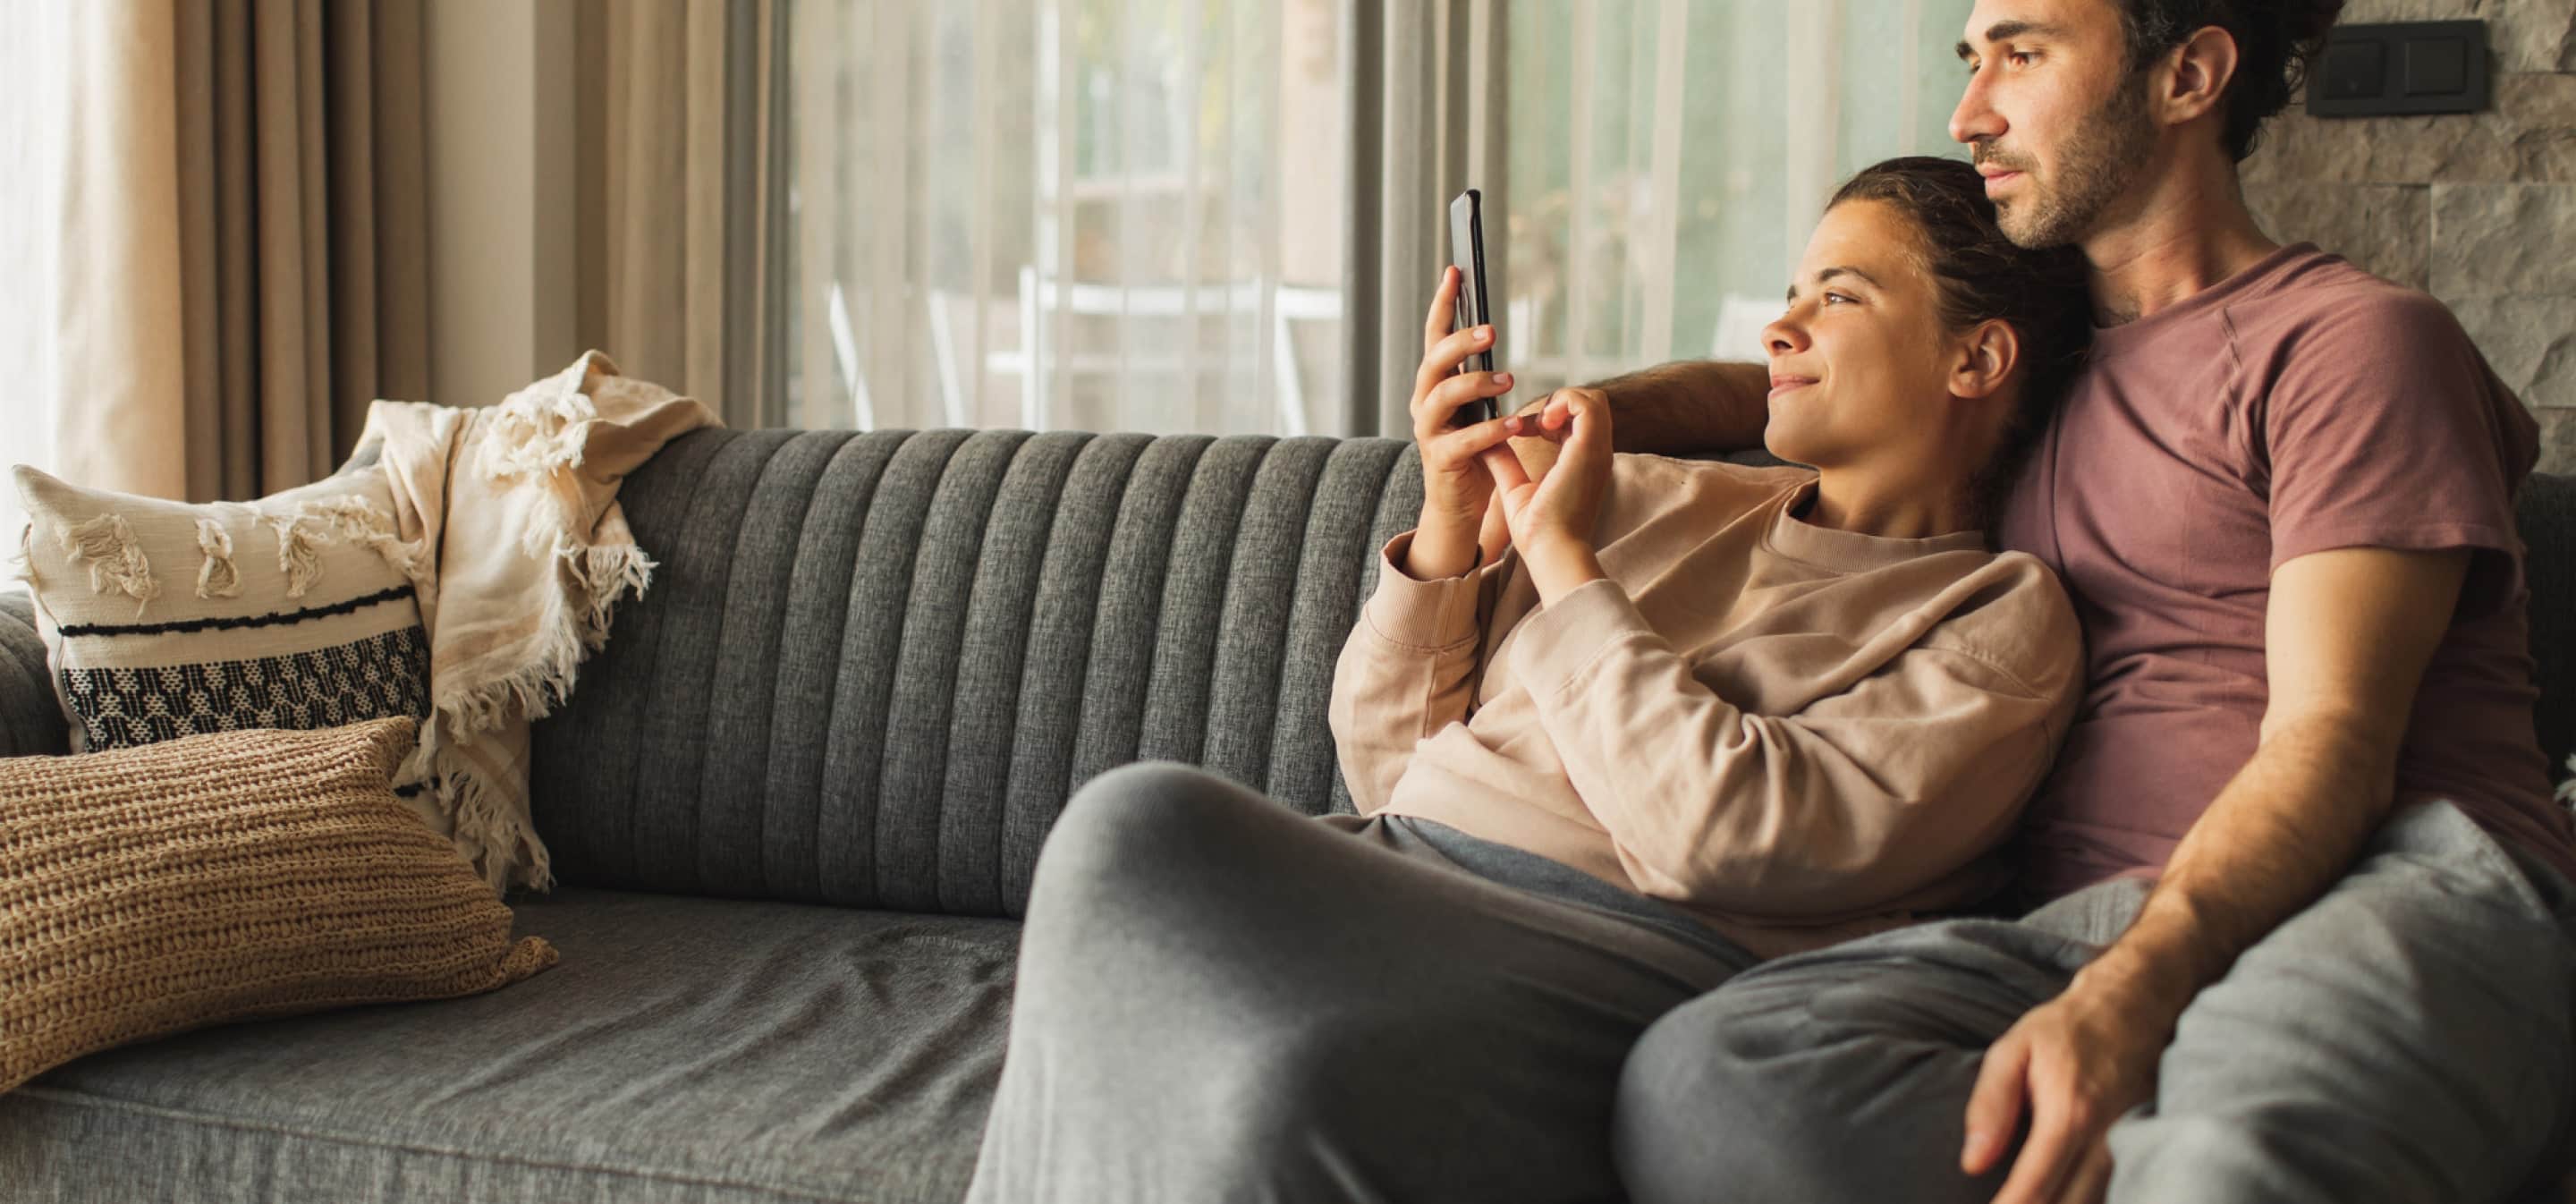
[1500,1,2576,1200]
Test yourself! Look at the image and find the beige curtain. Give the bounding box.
[52,0,430,504]
[1346,0,1508,437]
[580,0,786,428]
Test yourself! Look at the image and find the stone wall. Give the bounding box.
[2241,0,2576,472]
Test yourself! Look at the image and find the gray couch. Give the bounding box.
[3,427,2571,1204]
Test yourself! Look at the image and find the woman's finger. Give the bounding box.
[1421,369,1514,440]
[1479,444,1530,496]
[1416,324,1500,403]
[1422,266,1460,352]
[1504,409,1573,445]
[1432,412,1519,469]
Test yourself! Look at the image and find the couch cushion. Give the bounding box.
[0,888,1019,1204]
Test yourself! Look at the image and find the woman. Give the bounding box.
[962,157,2093,1203]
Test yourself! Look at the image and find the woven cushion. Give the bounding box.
[0,717,558,1094]
[11,465,430,757]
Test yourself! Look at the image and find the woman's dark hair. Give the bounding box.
[1828,156,2093,537]
[2119,0,2345,160]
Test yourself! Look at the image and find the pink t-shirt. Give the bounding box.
[2000,244,2576,900]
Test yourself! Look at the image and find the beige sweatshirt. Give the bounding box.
[1328,456,2082,959]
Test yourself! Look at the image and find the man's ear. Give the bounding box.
[2155,25,2240,130]
[1952,318,2020,402]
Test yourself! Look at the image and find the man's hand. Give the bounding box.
[1964,972,2178,1204]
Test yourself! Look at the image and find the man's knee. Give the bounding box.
[1615,988,1843,1204]
[1615,968,2008,1204]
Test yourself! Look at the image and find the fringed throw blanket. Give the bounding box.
[356,352,716,894]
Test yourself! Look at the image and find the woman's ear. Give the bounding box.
[1951,318,2020,402]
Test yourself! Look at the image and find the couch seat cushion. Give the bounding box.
[0,888,1020,1204]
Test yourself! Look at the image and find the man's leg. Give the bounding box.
[1613,881,2141,1204]
[2106,800,2576,1204]
[1617,801,2576,1204]
[963,761,1748,1204]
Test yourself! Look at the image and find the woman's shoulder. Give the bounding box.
[1610,452,1815,500]
[1913,548,2082,699]
[1599,454,1813,540]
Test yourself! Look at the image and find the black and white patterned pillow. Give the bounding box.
[12,466,431,759]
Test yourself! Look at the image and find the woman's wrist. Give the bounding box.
[1521,538,1604,602]
[1401,508,1485,581]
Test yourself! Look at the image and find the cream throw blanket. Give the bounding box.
[356,352,716,895]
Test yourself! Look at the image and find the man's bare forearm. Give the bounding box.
[2077,718,2396,1020]
[1580,360,1771,455]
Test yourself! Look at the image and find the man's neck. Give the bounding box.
[2082,152,2280,327]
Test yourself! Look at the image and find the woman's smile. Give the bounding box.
[1768,374,1818,401]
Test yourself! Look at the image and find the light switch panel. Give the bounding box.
[2311,21,2488,117]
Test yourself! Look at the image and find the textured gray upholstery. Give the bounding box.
[1,439,2572,1204]
[527,429,1423,914]
[0,590,64,759]
[0,888,1020,1204]
[524,436,2576,918]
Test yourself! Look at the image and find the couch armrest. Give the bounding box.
[0,589,67,758]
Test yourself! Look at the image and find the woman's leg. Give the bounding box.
[963,761,1744,1204]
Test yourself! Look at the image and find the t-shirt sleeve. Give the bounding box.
[2262,290,2538,592]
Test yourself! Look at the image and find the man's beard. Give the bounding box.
[1977,79,2155,249]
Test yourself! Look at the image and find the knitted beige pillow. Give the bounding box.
[0,717,557,1093]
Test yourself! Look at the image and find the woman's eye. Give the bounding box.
[1823,293,1856,306]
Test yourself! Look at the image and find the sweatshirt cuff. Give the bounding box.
[1506,575,1654,697]
[1364,530,1491,650]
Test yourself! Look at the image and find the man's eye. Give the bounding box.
[2009,51,2038,66]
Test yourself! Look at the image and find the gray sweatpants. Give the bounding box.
[962,761,1759,1204]
[1616,798,2576,1204]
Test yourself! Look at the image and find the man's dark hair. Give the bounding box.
[1830,157,2094,536]
[2117,0,2345,160]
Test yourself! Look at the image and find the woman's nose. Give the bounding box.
[1762,316,1807,358]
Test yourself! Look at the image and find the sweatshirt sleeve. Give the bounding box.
[1326,530,1517,815]
[1507,568,2080,918]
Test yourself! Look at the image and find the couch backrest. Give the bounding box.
[526,429,1426,916]
[524,430,2576,917]
[0,592,61,759]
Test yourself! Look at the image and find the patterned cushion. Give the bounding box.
[10,466,429,759]
[0,717,558,1094]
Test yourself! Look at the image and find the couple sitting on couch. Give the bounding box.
[967,2,2576,1201]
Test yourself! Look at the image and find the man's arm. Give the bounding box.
[1964,545,2472,1204]
[1509,360,1771,461]
[2072,546,2470,1008]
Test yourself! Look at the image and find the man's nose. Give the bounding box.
[1951,69,2005,146]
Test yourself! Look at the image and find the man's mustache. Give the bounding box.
[1971,143,2036,175]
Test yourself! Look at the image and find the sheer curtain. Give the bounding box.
[774,0,1973,438]
[786,0,1351,437]
[1501,0,1976,397]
